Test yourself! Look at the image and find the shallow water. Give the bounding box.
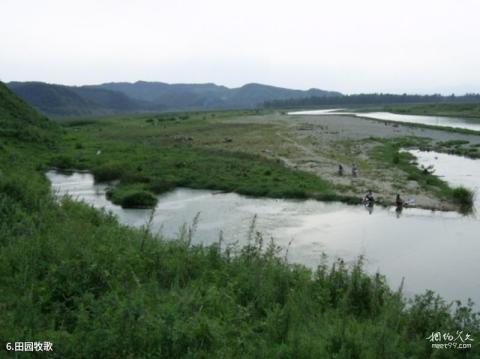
[46,152,480,306]
[288,109,480,132]
[407,150,480,209]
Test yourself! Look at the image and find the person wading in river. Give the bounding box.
[352,163,358,177]
[363,190,374,206]
[395,194,404,208]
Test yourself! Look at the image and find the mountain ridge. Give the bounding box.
[7,81,342,118]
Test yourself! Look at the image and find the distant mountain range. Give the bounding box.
[7,81,342,118]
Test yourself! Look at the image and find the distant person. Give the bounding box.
[338,164,344,176]
[395,194,404,218]
[395,194,404,208]
[352,163,358,177]
[363,190,375,205]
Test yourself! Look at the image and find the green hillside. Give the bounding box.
[7,81,341,117]
[0,82,478,358]
[7,82,147,117]
[0,82,56,143]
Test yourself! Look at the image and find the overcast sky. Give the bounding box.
[1,0,479,94]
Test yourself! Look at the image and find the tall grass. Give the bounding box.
[51,139,341,207]
[1,164,479,357]
[451,187,474,209]
[1,84,479,357]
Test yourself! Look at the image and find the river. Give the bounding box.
[46,149,480,307]
[288,109,480,132]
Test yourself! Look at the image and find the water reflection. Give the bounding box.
[365,204,374,215]
[395,206,403,218]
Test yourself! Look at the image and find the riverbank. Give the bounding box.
[48,110,478,211]
[46,168,480,308]
[384,103,480,119]
[234,112,478,211]
[2,82,479,357]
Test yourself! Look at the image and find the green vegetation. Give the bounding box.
[265,93,480,109]
[6,81,152,117]
[1,83,479,357]
[386,103,480,119]
[8,81,340,118]
[368,137,475,211]
[0,82,57,143]
[434,140,480,159]
[437,140,470,147]
[376,137,480,161]
[106,185,158,208]
[49,111,360,208]
[451,187,475,209]
[47,104,478,209]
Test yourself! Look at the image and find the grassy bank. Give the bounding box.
[1,82,479,357]
[50,112,358,208]
[385,103,480,119]
[1,140,479,358]
[4,151,480,357]
[352,113,480,137]
[49,108,479,210]
[46,104,480,210]
[368,137,475,211]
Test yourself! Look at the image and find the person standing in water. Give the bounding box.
[338,164,344,176]
[363,190,375,214]
[363,190,374,205]
[352,163,358,177]
[395,194,404,208]
[395,194,404,218]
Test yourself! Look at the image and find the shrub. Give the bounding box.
[106,185,158,208]
[93,162,124,182]
[438,140,469,147]
[451,186,474,208]
[148,180,175,193]
[392,153,400,164]
[120,190,157,208]
[50,155,76,169]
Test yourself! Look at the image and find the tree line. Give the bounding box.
[264,93,480,108]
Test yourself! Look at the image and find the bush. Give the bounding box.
[148,180,175,193]
[93,162,124,182]
[120,190,157,208]
[392,153,400,164]
[438,140,469,147]
[451,186,474,208]
[50,155,76,169]
[106,185,158,208]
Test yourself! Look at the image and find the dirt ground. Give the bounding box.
[230,112,480,210]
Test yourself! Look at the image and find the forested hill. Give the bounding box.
[7,81,341,118]
[264,93,480,108]
[0,82,55,143]
[6,81,152,118]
